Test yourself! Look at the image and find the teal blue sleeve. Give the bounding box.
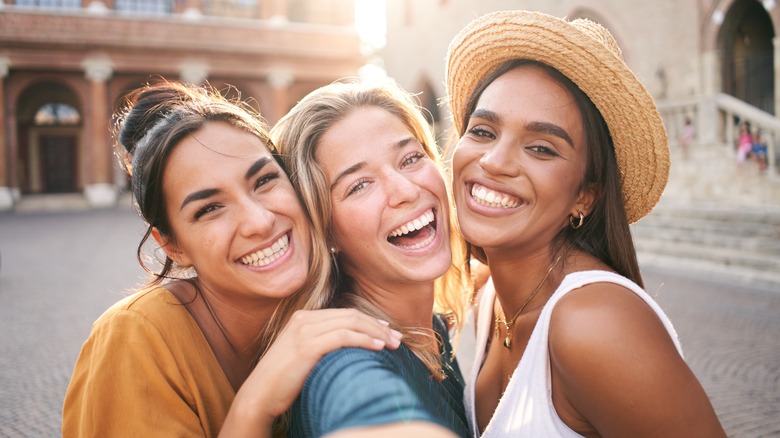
[289,347,438,437]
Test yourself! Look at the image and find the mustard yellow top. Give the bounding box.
[63,285,235,437]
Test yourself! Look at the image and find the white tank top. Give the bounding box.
[464,270,683,437]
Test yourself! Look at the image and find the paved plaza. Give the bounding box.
[0,206,778,437]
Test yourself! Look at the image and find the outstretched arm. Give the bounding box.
[220,308,402,437]
[326,422,458,438]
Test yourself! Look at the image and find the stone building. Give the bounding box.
[383,0,777,147]
[0,0,362,210]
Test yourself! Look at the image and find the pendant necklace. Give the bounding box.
[494,253,563,349]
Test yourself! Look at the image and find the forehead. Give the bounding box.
[479,66,578,113]
[316,106,414,165]
[477,66,584,145]
[165,121,273,175]
[181,121,271,157]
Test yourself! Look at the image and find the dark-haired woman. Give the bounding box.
[446,11,726,437]
[62,82,401,437]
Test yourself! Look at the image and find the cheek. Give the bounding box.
[451,147,469,180]
[427,169,448,201]
[452,139,482,173]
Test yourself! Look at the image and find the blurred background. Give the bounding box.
[0,0,779,210]
[0,0,778,436]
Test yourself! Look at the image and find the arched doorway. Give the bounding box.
[16,82,82,194]
[719,0,775,114]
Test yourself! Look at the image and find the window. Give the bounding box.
[203,0,258,19]
[115,0,172,16]
[15,0,80,10]
[34,103,81,126]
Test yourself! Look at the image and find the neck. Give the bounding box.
[486,249,561,317]
[350,277,435,331]
[198,284,277,356]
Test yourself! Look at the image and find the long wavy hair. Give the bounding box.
[114,80,333,359]
[271,78,469,378]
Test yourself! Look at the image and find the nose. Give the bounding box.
[385,170,422,207]
[238,198,276,237]
[478,140,521,177]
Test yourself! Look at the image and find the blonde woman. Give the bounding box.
[266,79,468,437]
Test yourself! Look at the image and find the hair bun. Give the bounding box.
[118,83,200,156]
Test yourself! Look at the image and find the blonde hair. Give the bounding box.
[271,78,469,378]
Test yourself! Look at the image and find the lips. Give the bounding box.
[387,209,437,250]
[239,233,290,267]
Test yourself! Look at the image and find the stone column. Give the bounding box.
[0,56,12,210]
[83,56,117,207]
[698,50,720,145]
[182,0,203,20]
[179,60,209,84]
[260,0,287,21]
[267,69,293,124]
[774,37,780,118]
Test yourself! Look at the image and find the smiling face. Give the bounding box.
[158,121,311,306]
[452,65,593,259]
[317,106,452,291]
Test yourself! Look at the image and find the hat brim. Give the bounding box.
[446,10,669,224]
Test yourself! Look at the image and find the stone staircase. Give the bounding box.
[632,201,780,292]
[631,139,780,293]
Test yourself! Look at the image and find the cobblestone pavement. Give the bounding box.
[0,207,778,437]
[643,267,780,437]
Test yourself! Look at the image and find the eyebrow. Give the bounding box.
[469,109,575,148]
[179,157,272,210]
[328,137,415,192]
[245,156,273,180]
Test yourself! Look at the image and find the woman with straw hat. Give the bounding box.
[445,10,726,437]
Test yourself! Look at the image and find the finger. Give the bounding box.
[298,328,396,356]
[286,309,403,349]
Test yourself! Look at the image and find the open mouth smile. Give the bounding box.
[387,209,437,250]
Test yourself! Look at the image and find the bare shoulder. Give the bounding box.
[545,279,726,436]
[547,279,684,389]
[549,280,674,356]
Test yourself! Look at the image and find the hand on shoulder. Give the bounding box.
[221,308,402,437]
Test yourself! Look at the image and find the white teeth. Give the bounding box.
[400,229,435,250]
[240,234,290,267]
[471,184,520,208]
[389,210,435,237]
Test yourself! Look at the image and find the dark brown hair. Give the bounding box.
[116,81,278,281]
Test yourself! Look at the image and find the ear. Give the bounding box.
[151,228,192,267]
[572,183,599,218]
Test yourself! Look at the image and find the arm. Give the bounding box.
[292,348,457,437]
[326,422,457,438]
[220,309,403,437]
[63,310,207,437]
[549,282,726,437]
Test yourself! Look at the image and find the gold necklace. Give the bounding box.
[494,253,563,349]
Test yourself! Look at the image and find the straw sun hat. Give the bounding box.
[446,10,669,224]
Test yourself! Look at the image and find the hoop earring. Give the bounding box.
[569,211,585,230]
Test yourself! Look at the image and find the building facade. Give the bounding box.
[382,0,779,142]
[0,0,362,209]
